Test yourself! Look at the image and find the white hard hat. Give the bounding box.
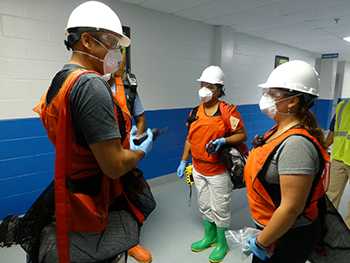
[258,60,319,96]
[197,65,224,85]
[66,1,130,47]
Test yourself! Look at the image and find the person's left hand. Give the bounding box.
[209,137,226,153]
[246,237,270,261]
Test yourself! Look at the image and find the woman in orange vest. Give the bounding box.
[244,60,329,263]
[177,65,247,263]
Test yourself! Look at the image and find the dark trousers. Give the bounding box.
[252,219,321,263]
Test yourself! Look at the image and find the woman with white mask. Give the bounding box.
[244,60,329,263]
[176,65,247,263]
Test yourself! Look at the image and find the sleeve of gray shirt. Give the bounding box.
[277,135,320,176]
[70,74,121,145]
[133,93,145,117]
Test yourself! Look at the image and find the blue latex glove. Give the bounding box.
[209,137,226,153]
[130,127,153,155]
[176,160,188,178]
[130,125,138,136]
[246,237,270,261]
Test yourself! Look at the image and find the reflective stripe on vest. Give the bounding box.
[332,99,350,165]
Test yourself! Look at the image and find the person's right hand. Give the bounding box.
[176,160,188,178]
[130,128,153,155]
[245,237,271,261]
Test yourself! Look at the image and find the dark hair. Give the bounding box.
[64,27,103,51]
[216,84,225,97]
[283,89,326,148]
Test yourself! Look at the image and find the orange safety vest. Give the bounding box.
[187,101,245,176]
[34,69,143,263]
[244,127,330,227]
[113,76,132,148]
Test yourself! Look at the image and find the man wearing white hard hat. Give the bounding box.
[30,2,154,263]
[244,60,329,262]
[177,65,247,262]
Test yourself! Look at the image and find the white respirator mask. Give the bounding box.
[73,35,122,76]
[259,94,277,118]
[198,87,213,103]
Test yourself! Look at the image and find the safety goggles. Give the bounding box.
[90,32,121,50]
[200,83,217,91]
[262,88,291,99]
[262,88,302,105]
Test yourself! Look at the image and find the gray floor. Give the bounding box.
[1,173,350,263]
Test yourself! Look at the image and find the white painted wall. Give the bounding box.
[0,0,213,119]
[317,58,338,100]
[0,0,319,119]
[215,26,318,105]
[341,62,350,98]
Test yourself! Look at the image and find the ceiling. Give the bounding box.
[120,0,350,59]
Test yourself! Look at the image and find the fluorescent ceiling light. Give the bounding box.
[343,36,350,42]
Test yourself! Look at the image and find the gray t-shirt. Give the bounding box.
[47,64,121,147]
[265,135,320,184]
[264,135,321,226]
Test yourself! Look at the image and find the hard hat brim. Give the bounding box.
[258,82,319,96]
[196,77,224,85]
[258,82,270,88]
[119,33,130,47]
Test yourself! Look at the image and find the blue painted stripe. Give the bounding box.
[0,118,48,140]
[0,190,44,218]
[138,108,190,179]
[0,99,333,218]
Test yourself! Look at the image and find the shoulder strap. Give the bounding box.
[187,106,199,130]
[123,80,137,114]
[258,133,326,208]
[219,101,236,131]
[115,76,132,117]
[114,103,127,143]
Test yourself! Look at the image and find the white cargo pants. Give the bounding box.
[192,167,232,228]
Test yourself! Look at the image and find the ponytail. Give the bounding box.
[272,88,326,148]
[296,99,326,149]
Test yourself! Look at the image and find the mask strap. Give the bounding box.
[275,93,303,115]
[73,50,104,63]
[90,36,109,51]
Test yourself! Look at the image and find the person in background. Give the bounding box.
[177,65,247,263]
[325,115,335,148]
[244,60,329,263]
[326,98,350,228]
[109,49,153,263]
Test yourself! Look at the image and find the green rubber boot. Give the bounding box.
[209,227,228,263]
[191,220,217,252]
